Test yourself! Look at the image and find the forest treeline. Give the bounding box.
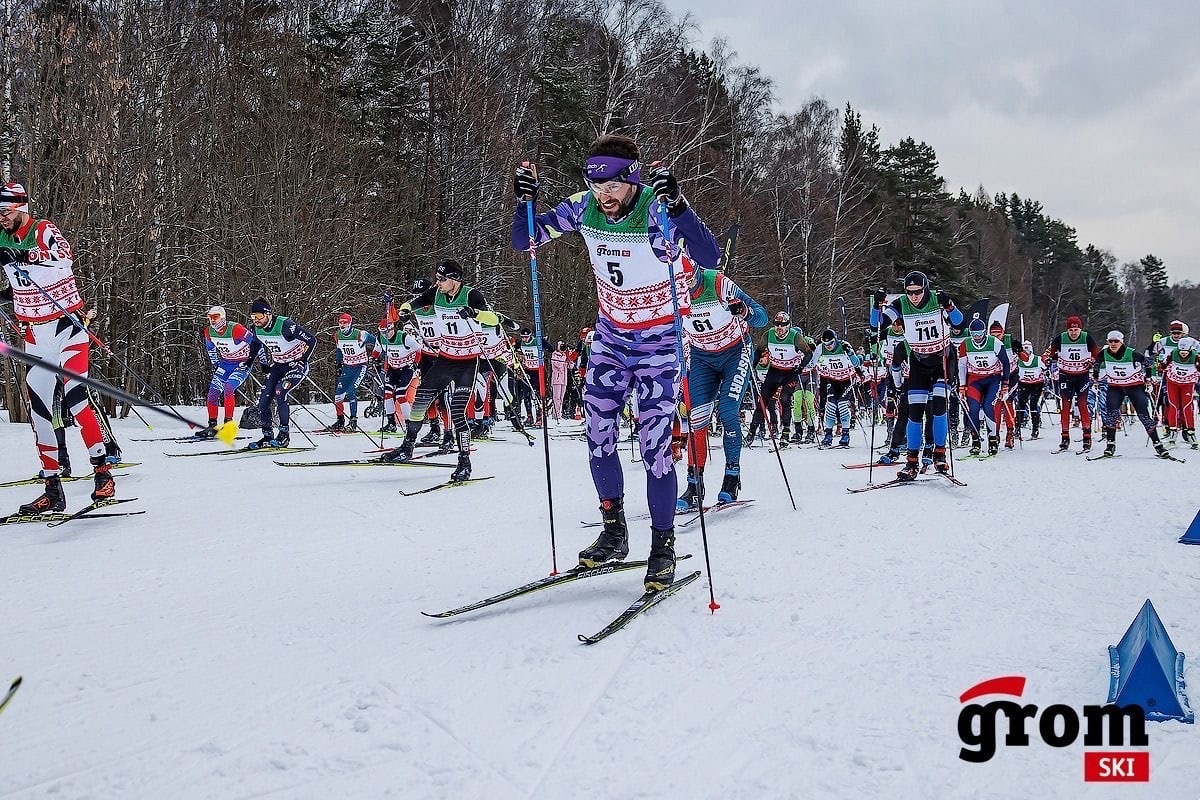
[0,0,1186,410]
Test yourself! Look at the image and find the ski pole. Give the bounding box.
[744,334,798,508]
[11,266,184,428]
[522,166,559,575]
[0,339,238,443]
[245,369,317,447]
[305,371,382,449]
[659,197,719,613]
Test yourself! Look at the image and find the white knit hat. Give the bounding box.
[1107,330,1124,342]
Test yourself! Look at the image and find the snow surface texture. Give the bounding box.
[2,411,1197,800]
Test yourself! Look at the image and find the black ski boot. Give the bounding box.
[676,465,703,512]
[1103,439,1117,457]
[90,455,116,503]
[19,474,66,515]
[933,445,950,474]
[896,451,920,482]
[272,428,291,448]
[450,451,472,482]
[1080,433,1092,453]
[717,463,740,504]
[195,419,219,440]
[326,416,346,433]
[644,526,677,592]
[436,429,456,454]
[419,421,442,446]
[969,436,982,456]
[380,420,397,434]
[579,498,630,567]
[987,435,999,456]
[58,447,72,478]
[248,429,275,450]
[381,434,416,463]
[347,416,358,431]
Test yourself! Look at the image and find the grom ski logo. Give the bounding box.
[957,676,1150,782]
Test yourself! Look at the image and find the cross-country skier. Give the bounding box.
[878,271,963,480]
[199,305,255,438]
[1155,320,1188,440]
[746,311,809,446]
[1162,335,1198,447]
[0,181,116,511]
[245,298,316,449]
[326,313,375,432]
[958,318,1012,457]
[512,133,721,591]
[813,327,863,448]
[1014,341,1046,440]
[675,259,767,511]
[383,260,498,482]
[1043,315,1101,453]
[1094,330,1170,458]
[372,316,422,435]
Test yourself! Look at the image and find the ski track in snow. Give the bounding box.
[1,411,1198,799]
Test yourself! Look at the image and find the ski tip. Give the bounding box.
[216,421,241,446]
[420,611,450,618]
[9,676,21,689]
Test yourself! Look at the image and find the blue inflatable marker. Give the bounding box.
[1179,509,1200,545]
[1107,599,1194,723]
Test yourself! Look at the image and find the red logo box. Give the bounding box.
[1083,751,1149,782]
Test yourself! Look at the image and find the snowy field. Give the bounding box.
[2,408,1198,800]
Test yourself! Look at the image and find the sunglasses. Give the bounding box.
[582,160,640,194]
[905,288,924,296]
[1107,339,1122,343]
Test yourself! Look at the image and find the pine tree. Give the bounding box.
[879,137,965,297]
[1141,254,1175,333]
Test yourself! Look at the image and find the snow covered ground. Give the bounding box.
[1,409,1197,799]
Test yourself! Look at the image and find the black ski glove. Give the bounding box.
[513,164,540,202]
[648,167,686,216]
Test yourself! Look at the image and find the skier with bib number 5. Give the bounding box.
[512,134,721,591]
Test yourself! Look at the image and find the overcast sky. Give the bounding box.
[662,0,1200,284]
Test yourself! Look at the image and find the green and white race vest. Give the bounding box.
[766,327,806,370]
[1057,331,1094,375]
[815,341,856,381]
[1165,349,1199,384]
[429,286,483,360]
[373,330,421,369]
[415,305,439,356]
[207,322,252,362]
[578,188,690,329]
[899,291,948,356]
[335,328,372,367]
[1096,347,1144,387]
[961,335,1004,377]
[686,269,746,352]
[1016,353,1044,384]
[254,316,308,363]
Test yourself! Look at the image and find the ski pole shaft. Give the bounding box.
[659,198,719,613]
[524,181,558,575]
[13,267,187,427]
[0,339,224,434]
